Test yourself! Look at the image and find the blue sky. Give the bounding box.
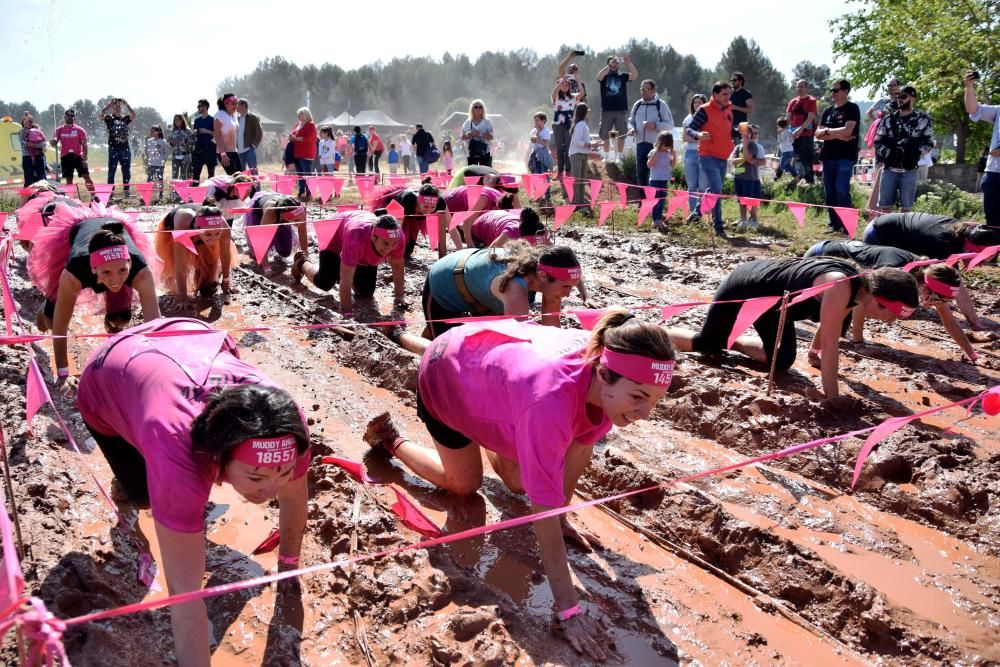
[5,0,849,115]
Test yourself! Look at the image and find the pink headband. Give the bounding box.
[964,240,988,253]
[372,226,401,240]
[600,348,674,388]
[418,195,438,207]
[875,296,916,318]
[231,434,298,468]
[195,214,225,229]
[923,274,959,299]
[525,232,550,246]
[223,94,237,103]
[537,263,582,282]
[281,205,305,220]
[89,245,130,269]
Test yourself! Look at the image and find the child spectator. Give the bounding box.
[442,140,454,174]
[775,118,796,180]
[387,143,400,174]
[319,127,337,174]
[145,125,170,202]
[732,124,766,229]
[646,131,676,230]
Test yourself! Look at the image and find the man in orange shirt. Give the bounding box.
[684,81,734,237]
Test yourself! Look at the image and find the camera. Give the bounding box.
[573,49,585,56]
[970,70,981,80]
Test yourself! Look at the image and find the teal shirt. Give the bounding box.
[428,248,528,313]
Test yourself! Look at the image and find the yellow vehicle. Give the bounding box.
[0,116,59,182]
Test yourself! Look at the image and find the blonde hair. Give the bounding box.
[467,99,487,121]
[296,107,313,123]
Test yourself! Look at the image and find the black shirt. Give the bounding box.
[730,88,753,127]
[819,102,861,162]
[412,129,434,156]
[103,115,131,149]
[67,217,148,291]
[599,72,631,112]
[814,240,918,268]
[869,212,961,259]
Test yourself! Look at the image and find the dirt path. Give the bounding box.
[2,200,998,665]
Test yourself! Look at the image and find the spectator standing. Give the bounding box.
[319,127,337,174]
[399,132,412,174]
[597,54,638,161]
[411,123,435,175]
[685,81,735,237]
[817,79,861,234]
[387,144,400,174]
[731,124,766,228]
[866,78,901,122]
[290,108,318,199]
[965,70,1000,228]
[628,80,674,187]
[442,141,455,174]
[52,109,96,196]
[551,78,578,178]
[681,94,708,221]
[145,125,170,202]
[462,100,495,167]
[528,112,554,203]
[775,118,796,180]
[568,103,597,211]
[917,140,935,183]
[98,97,137,195]
[214,93,242,175]
[368,126,384,174]
[351,126,369,175]
[169,114,195,184]
[557,51,588,104]
[728,72,755,141]
[19,115,48,184]
[236,98,263,175]
[343,129,356,179]
[786,80,818,184]
[191,99,217,182]
[874,86,933,213]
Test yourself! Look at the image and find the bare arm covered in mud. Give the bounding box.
[808,280,853,399]
[277,470,308,562]
[153,523,211,667]
[134,269,161,322]
[51,271,83,379]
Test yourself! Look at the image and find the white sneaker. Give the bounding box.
[748,219,761,229]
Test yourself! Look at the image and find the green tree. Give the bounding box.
[789,61,832,99]
[832,0,999,162]
[715,37,790,131]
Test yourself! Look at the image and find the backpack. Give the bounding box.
[354,134,369,152]
[631,99,667,128]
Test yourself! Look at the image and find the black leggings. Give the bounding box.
[311,250,377,297]
[691,300,799,371]
[421,277,465,339]
[86,424,150,503]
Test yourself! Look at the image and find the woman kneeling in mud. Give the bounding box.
[155,204,237,299]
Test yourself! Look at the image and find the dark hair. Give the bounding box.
[777,118,789,128]
[418,183,440,198]
[834,78,851,92]
[655,131,673,148]
[518,207,544,236]
[915,262,961,288]
[320,126,332,138]
[421,176,433,185]
[150,124,163,139]
[534,112,547,123]
[415,123,423,130]
[353,126,362,134]
[88,221,129,254]
[966,224,1000,246]
[641,79,656,91]
[689,94,707,114]
[867,267,919,307]
[442,140,452,153]
[571,103,589,130]
[731,71,745,83]
[197,99,209,108]
[496,192,516,210]
[375,214,401,231]
[497,243,579,292]
[712,81,732,95]
[190,385,309,468]
[172,114,187,129]
[586,309,675,384]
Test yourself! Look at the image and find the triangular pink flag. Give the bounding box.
[966,245,1000,270]
[562,176,575,197]
[660,302,704,322]
[738,197,761,208]
[464,185,483,208]
[315,177,337,203]
[389,486,443,538]
[385,199,405,218]
[187,186,211,204]
[597,201,618,227]
[93,184,114,205]
[59,184,78,197]
[171,230,200,255]
[321,455,375,484]
[665,192,688,219]
[274,178,296,195]
[306,177,323,201]
[727,296,782,349]
[234,181,253,199]
[425,214,439,249]
[789,281,836,306]
[330,178,345,197]
[355,178,374,201]
[335,204,359,213]
[642,186,657,200]
[388,176,408,189]
[434,174,451,188]
[786,202,807,227]
[15,212,43,241]
[520,174,536,199]
[636,199,658,227]
[574,309,607,330]
[946,252,979,267]
[312,218,342,251]
[464,176,482,186]
[901,258,939,272]
[852,414,917,488]
[553,205,575,230]
[449,210,474,231]
[251,528,281,555]
[701,192,720,214]
[592,180,606,204]
[25,361,52,431]
[134,182,154,206]
[245,224,279,263]
[172,181,191,202]
[615,182,629,205]
[532,173,549,197]
[833,207,859,237]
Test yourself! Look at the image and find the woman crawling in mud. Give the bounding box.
[666,257,919,401]
[154,204,237,299]
[450,207,547,249]
[243,192,308,272]
[370,181,452,258]
[76,317,310,666]
[805,240,983,361]
[27,203,160,384]
[365,309,675,661]
[862,211,1000,262]
[442,184,519,248]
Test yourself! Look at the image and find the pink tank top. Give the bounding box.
[471,210,521,246]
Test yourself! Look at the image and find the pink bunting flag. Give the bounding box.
[789,281,836,306]
[833,207,859,237]
[312,218,342,250]
[615,182,629,205]
[14,212,42,241]
[305,177,323,202]
[449,210,474,231]
[660,302,704,322]
[738,197,762,208]
[0,433,25,607]
[597,201,618,227]
[93,184,114,206]
[25,361,52,432]
[900,258,939,272]
[533,173,549,196]
[244,224,279,263]
[562,176,575,196]
[434,174,451,188]
[463,176,482,186]
[335,204,359,213]
[701,192,720,214]
[187,186,211,204]
[316,177,338,203]
[251,528,281,555]
[727,296,782,349]
[355,178,374,201]
[665,192,688,219]
[553,205,575,230]
[520,174,537,199]
[851,414,917,488]
[388,176,409,189]
[234,181,254,199]
[592,180,606,204]
[425,214,439,249]
[134,182,154,206]
[390,487,443,538]
[321,455,375,484]
[966,244,1000,270]
[946,252,979,267]
[385,199,405,219]
[274,178,296,195]
[574,309,607,330]
[786,202,807,227]
[172,181,191,202]
[464,185,483,208]
[59,184,78,197]
[171,230,200,255]
[642,186,657,200]
[636,198,658,227]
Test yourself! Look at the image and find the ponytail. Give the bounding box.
[586,308,676,384]
[88,221,127,253]
[496,243,579,292]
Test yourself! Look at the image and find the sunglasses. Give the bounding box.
[896,95,910,101]
[829,88,843,93]
[472,105,483,109]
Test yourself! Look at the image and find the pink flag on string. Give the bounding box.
[901,258,939,272]
[25,361,52,430]
[592,179,606,204]
[464,176,482,186]
[434,174,451,188]
[701,192,720,214]
[520,174,536,199]
[171,230,200,255]
[330,177,345,197]
[642,186,657,200]
[245,224,279,263]
[313,177,337,204]
[187,186,211,204]
[93,184,114,206]
[59,184,78,197]
[852,414,917,488]
[665,192,688,219]
[465,185,483,207]
[562,176,575,196]
[660,302,705,322]
[615,182,629,205]
[789,281,836,306]
[390,487,443,538]
[966,245,1000,270]
[305,177,323,201]
[234,181,253,199]
[636,199,658,227]
[425,214,439,248]
[321,455,375,484]
[355,178,374,201]
[172,181,191,202]
[946,252,979,267]
[134,182,154,206]
[335,204,359,213]
[251,528,281,555]
[14,212,43,241]
[532,173,549,196]
[312,218,342,250]
[574,309,607,330]
[274,178,296,195]
[738,197,762,208]
[553,205,575,230]
[597,201,618,227]
[727,296,781,349]
[786,202,807,227]
[833,207,859,237]
[385,199,405,219]
[449,210,474,231]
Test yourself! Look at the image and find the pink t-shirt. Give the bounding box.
[77,318,310,533]
[472,210,521,246]
[54,125,87,156]
[328,211,405,267]
[444,186,502,213]
[418,320,611,507]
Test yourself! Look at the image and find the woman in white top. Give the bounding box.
[568,103,598,211]
[461,99,495,167]
[681,94,708,220]
[551,78,578,178]
[214,93,242,174]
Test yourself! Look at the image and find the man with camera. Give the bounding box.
[597,54,638,161]
[873,85,933,213]
[98,97,137,198]
[966,70,1000,228]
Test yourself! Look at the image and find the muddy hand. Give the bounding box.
[561,612,610,661]
[824,394,862,413]
[56,375,79,396]
[561,515,603,552]
[221,278,237,295]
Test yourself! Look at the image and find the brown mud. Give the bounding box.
[1,198,998,665]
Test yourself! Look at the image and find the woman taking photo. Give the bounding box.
[551,78,579,179]
[155,204,237,299]
[461,99,495,167]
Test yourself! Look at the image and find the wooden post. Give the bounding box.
[767,291,791,396]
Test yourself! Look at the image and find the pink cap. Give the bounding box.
[875,296,916,318]
[923,274,959,299]
[281,205,306,220]
[600,348,674,388]
[537,263,582,282]
[418,195,438,207]
[231,434,298,468]
[89,245,130,269]
[372,225,401,240]
[195,214,226,229]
